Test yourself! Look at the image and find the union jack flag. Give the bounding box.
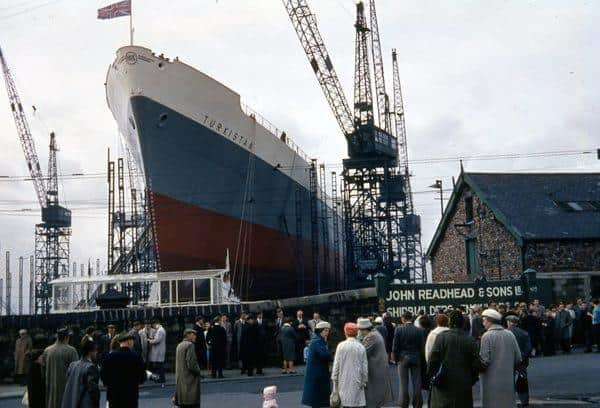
[97,0,131,20]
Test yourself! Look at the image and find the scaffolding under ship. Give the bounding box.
[106,46,342,301]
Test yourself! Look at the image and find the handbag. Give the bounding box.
[329,383,341,408]
[515,369,528,393]
[21,390,29,406]
[430,361,447,388]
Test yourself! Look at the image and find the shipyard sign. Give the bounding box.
[384,280,525,317]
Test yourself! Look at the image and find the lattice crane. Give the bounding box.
[368,0,391,133]
[282,0,426,285]
[392,48,425,282]
[0,46,72,314]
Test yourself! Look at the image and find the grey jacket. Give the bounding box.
[555,310,573,330]
[61,359,100,408]
[363,330,393,408]
[148,325,166,362]
[480,325,521,408]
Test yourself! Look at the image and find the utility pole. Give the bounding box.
[29,255,34,314]
[18,256,23,315]
[5,251,11,315]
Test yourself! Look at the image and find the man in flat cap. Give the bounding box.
[479,309,522,408]
[101,332,146,408]
[175,329,201,408]
[358,317,392,408]
[42,328,79,408]
[506,315,532,407]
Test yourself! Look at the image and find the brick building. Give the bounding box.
[426,172,600,301]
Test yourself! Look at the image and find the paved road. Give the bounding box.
[3,350,599,407]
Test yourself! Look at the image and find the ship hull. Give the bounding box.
[106,46,341,300]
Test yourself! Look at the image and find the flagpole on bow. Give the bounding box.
[129,0,133,45]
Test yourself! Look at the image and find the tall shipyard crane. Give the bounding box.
[0,46,72,314]
[282,0,424,284]
[392,49,425,282]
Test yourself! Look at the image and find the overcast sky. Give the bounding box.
[0,0,599,307]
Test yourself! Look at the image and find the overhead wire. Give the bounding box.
[0,0,64,20]
[0,148,595,181]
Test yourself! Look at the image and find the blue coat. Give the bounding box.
[302,334,332,408]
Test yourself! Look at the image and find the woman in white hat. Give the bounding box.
[302,321,332,408]
[332,323,368,408]
[358,318,393,408]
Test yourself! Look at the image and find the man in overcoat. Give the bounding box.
[175,329,201,408]
[192,316,207,370]
[100,333,146,408]
[14,329,32,385]
[293,310,310,364]
[42,328,79,408]
[233,312,247,372]
[479,309,522,408]
[61,340,100,408]
[427,310,482,408]
[139,321,154,364]
[98,324,115,367]
[207,316,227,378]
[358,318,392,408]
[148,318,167,382]
[129,321,143,357]
[506,315,532,407]
[220,314,233,369]
[240,314,261,376]
[555,304,573,353]
[392,312,425,408]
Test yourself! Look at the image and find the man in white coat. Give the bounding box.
[148,318,167,383]
[479,308,522,408]
[332,322,368,408]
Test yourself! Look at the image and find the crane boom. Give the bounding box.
[47,132,59,206]
[282,0,355,137]
[353,1,373,128]
[368,0,390,132]
[0,47,46,208]
[392,48,412,207]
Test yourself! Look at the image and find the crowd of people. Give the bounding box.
[8,298,600,408]
[300,298,600,408]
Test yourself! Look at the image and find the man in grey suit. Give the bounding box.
[61,340,100,408]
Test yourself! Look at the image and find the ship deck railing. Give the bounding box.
[241,102,310,164]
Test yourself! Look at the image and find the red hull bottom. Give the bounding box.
[150,192,324,300]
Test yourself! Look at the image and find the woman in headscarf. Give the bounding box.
[332,323,368,408]
[302,321,332,407]
[279,318,297,374]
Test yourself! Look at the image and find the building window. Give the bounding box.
[465,194,474,222]
[555,200,600,212]
[466,238,480,275]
